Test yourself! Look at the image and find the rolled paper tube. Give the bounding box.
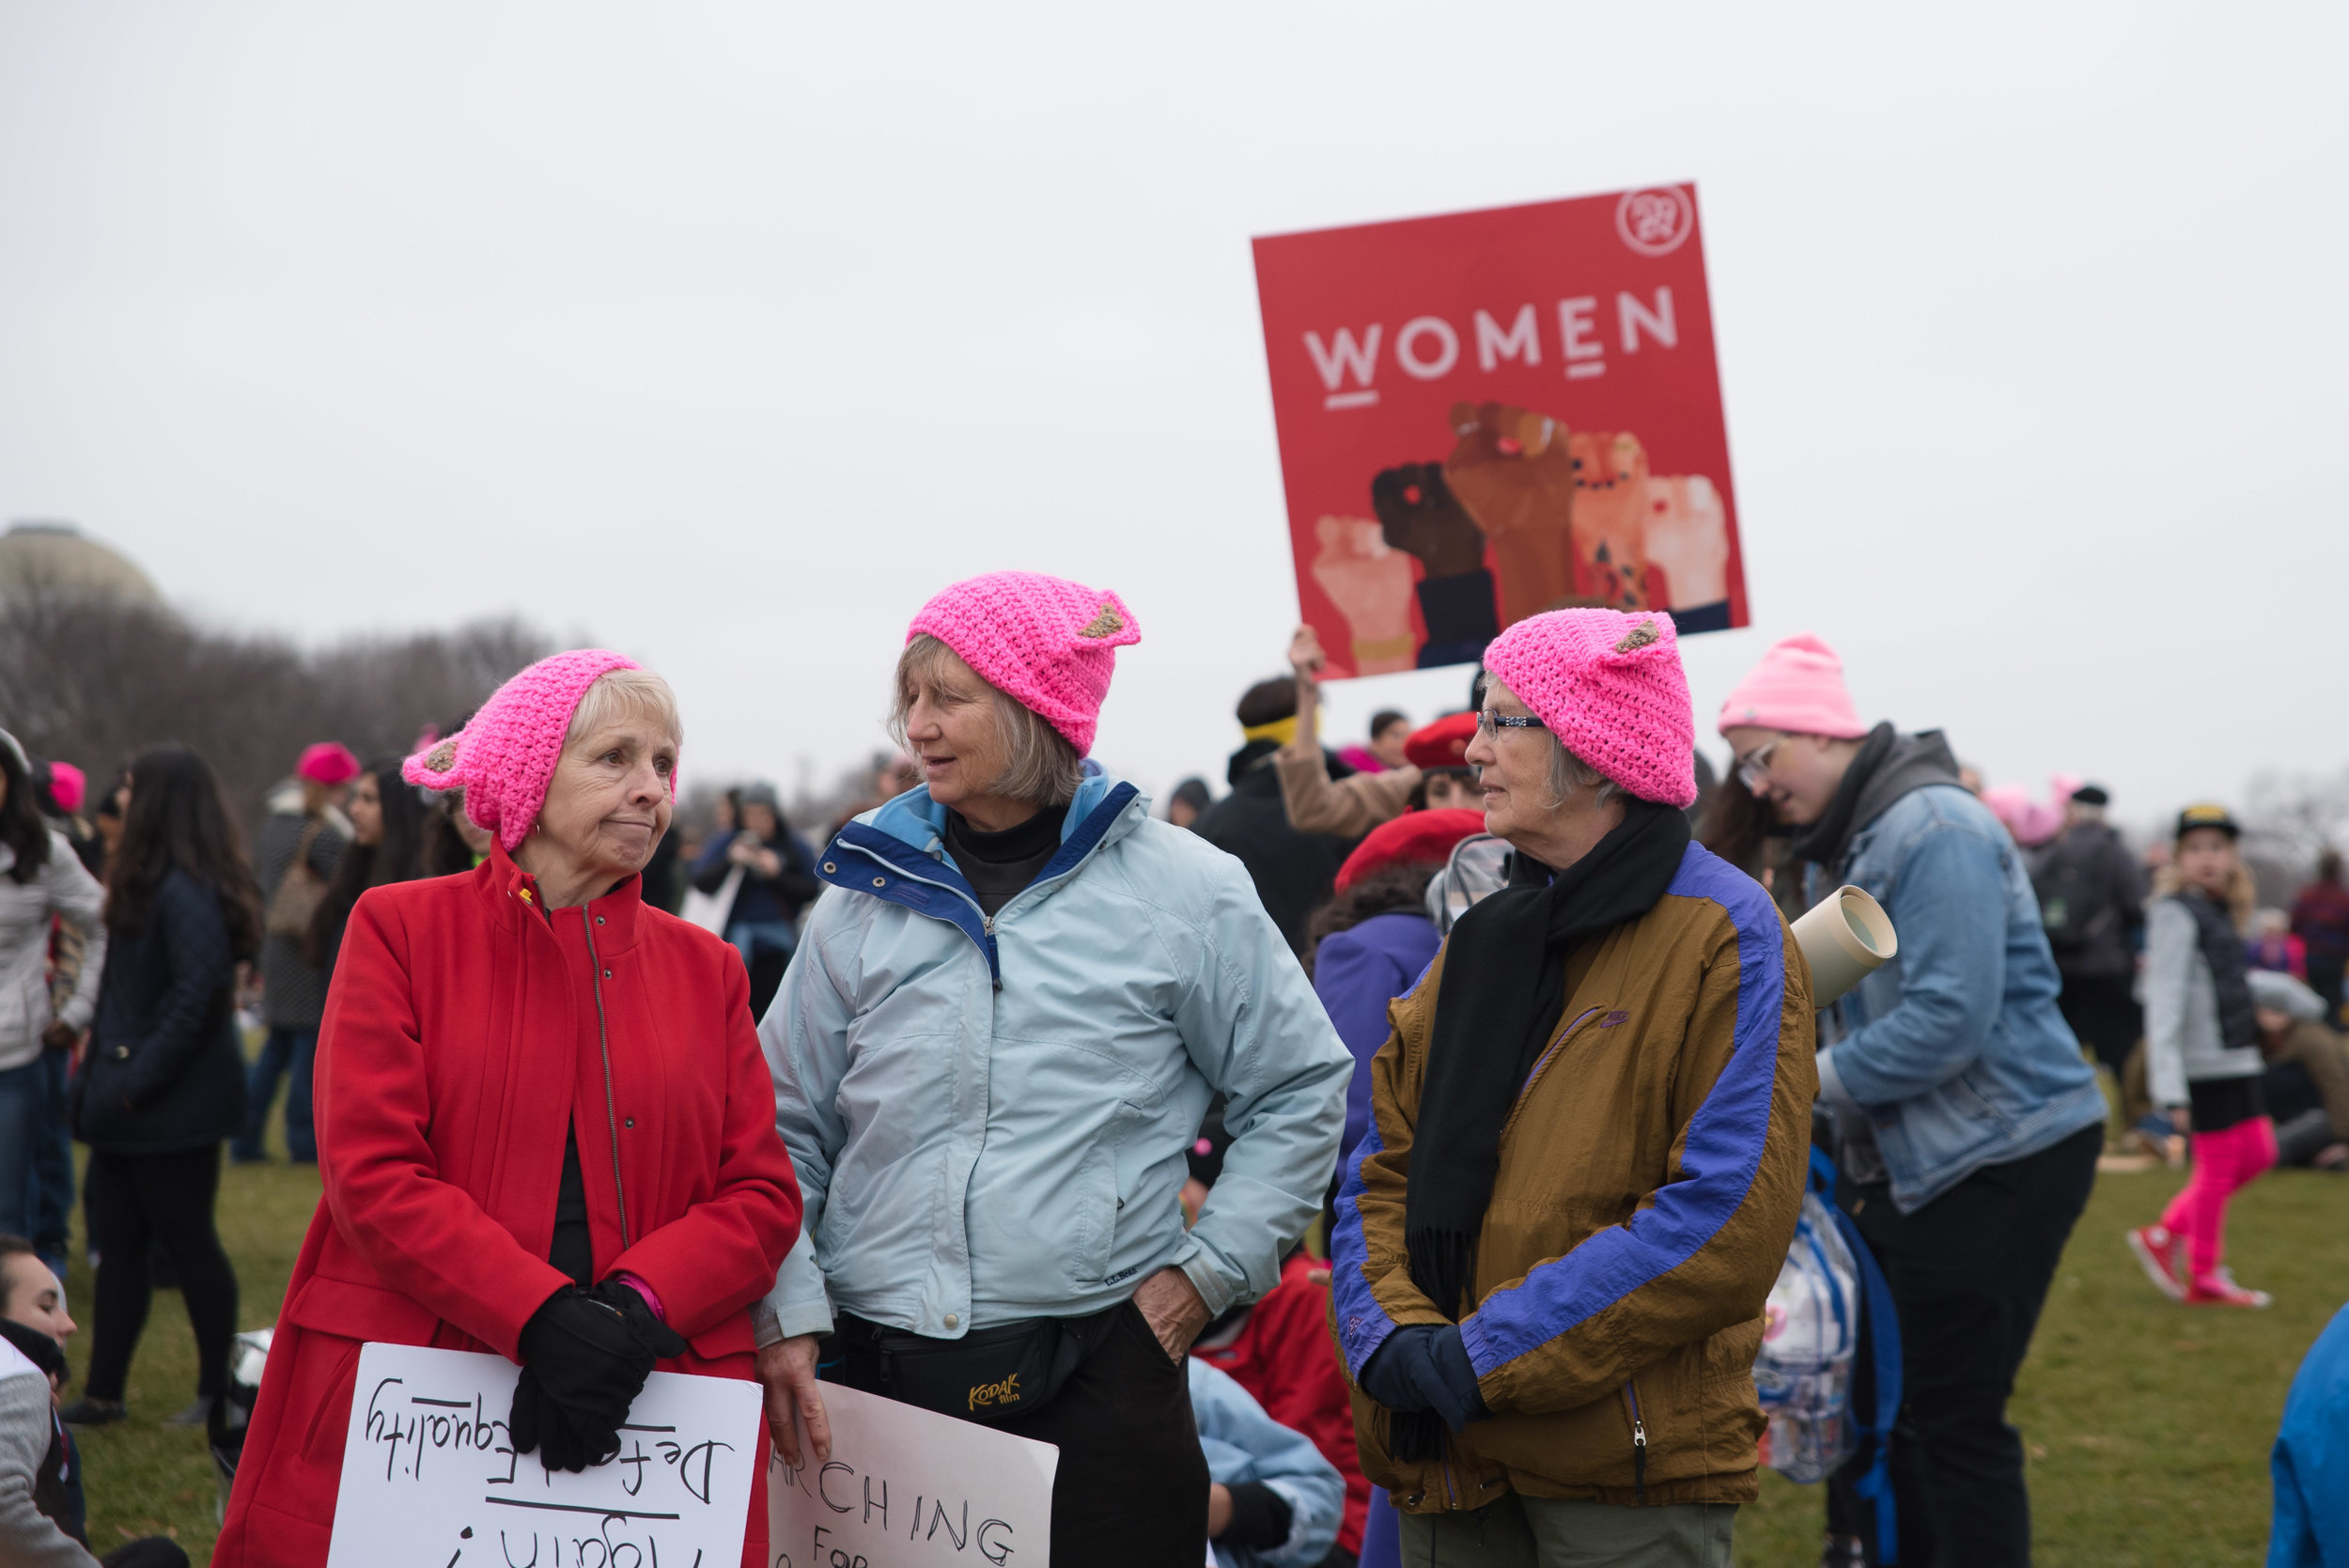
[1790,885,1898,1009]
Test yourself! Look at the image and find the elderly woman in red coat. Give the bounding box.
[216,650,801,1567]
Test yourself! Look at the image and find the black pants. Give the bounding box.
[84,1144,239,1405]
[2056,973,2140,1076]
[830,1301,1207,1568]
[1827,1123,2101,1568]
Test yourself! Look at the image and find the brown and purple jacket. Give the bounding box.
[1329,842,1815,1513]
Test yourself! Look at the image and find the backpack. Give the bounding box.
[2032,830,2118,955]
[1755,1149,1903,1560]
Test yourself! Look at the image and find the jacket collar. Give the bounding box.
[818,768,1143,985]
[473,839,647,953]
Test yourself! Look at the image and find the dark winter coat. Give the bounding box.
[1196,744,1357,952]
[76,868,248,1155]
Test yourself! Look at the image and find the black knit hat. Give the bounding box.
[2070,784,2110,807]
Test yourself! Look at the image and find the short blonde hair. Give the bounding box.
[566,667,683,753]
[892,634,1081,806]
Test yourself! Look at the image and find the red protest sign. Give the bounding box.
[1252,184,1746,678]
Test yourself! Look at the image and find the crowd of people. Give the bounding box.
[0,583,2345,1566]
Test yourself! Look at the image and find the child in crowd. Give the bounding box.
[1183,1117,1369,1566]
[1191,1358,1347,1568]
[2129,805,2279,1308]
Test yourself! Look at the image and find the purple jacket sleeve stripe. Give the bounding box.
[1328,1112,1401,1379]
[1457,845,1787,1375]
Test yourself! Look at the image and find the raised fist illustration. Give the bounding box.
[1565,429,1652,611]
[1369,461,1497,668]
[1311,515,1418,675]
[1371,462,1486,580]
[1641,474,1729,618]
[1441,400,1579,628]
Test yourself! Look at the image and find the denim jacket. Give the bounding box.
[756,769,1351,1343]
[1813,783,2107,1211]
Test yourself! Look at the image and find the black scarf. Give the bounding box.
[1787,722,1896,866]
[1393,799,1689,1460]
[2175,888,2258,1052]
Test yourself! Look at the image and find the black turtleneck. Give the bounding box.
[945,802,1069,918]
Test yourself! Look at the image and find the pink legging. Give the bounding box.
[2159,1114,2278,1281]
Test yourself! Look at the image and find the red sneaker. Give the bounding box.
[2126,1225,2186,1301]
[2185,1268,2272,1309]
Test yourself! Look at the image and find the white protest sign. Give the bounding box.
[324,1343,761,1568]
[767,1382,1058,1568]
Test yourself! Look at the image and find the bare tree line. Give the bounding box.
[0,576,553,823]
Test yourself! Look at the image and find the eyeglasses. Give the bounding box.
[1475,709,1548,737]
[1735,737,1782,792]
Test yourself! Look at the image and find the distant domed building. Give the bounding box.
[0,520,163,605]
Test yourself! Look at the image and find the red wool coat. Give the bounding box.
[214,846,801,1567]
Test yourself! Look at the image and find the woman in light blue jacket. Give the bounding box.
[755,572,1352,1568]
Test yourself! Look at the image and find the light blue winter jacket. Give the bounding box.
[1813,782,2108,1212]
[1191,1358,1346,1568]
[754,771,1352,1343]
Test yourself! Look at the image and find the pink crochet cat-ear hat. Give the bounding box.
[1478,608,1699,808]
[402,648,647,851]
[906,571,1143,754]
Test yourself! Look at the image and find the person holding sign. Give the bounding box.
[755,571,1352,1568]
[1332,609,1815,1568]
[215,651,803,1568]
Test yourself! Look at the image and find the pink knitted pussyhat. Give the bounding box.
[906,571,1142,754]
[1716,632,1868,739]
[1480,608,1698,808]
[402,648,647,851]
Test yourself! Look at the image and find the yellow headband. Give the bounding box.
[1241,716,1299,747]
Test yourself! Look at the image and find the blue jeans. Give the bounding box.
[725,920,798,972]
[29,1048,74,1274]
[0,1060,43,1243]
[232,1027,317,1163]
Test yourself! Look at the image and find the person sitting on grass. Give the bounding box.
[2248,970,2349,1171]
[1192,1355,1347,1568]
[0,1234,186,1567]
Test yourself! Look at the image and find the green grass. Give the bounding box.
[1735,1164,2348,1566]
[62,1145,318,1560]
[62,1152,2346,1563]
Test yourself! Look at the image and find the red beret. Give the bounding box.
[1334,808,1487,891]
[297,742,361,787]
[1403,711,1478,769]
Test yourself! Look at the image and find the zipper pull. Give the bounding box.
[1632,1417,1647,1503]
[982,915,995,935]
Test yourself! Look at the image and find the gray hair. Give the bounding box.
[1483,675,1618,811]
[891,634,1083,807]
[566,668,682,751]
[1543,737,1619,812]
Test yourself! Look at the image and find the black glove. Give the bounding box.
[1358,1324,1489,1434]
[509,1282,689,1473]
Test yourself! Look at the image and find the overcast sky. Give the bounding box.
[3,2,2342,829]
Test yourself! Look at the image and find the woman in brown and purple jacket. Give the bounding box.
[1330,608,1815,1568]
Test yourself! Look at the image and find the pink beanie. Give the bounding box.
[297,742,361,787]
[45,761,86,815]
[1480,608,1698,808]
[402,648,647,851]
[1715,633,1869,738]
[906,571,1142,755]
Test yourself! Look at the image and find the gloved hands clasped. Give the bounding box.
[510,1280,689,1473]
[1358,1323,1490,1434]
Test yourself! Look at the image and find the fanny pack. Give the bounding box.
[827,1307,1124,1426]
